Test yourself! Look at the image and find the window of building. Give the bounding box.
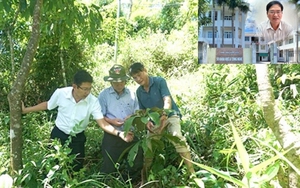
[224,32,232,38]
[261,37,265,42]
[208,11,218,20]
[289,38,293,44]
[285,38,289,43]
[208,31,212,38]
[224,16,232,20]
[279,50,283,57]
[245,36,250,41]
[261,45,265,50]
[289,50,294,57]
[208,31,217,38]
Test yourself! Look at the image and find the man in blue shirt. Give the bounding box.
[128,62,195,181]
[98,64,143,182]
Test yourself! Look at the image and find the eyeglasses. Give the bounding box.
[77,85,92,92]
[268,10,282,15]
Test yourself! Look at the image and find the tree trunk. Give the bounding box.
[114,0,121,63]
[7,0,43,174]
[8,30,15,75]
[127,0,133,20]
[255,64,300,188]
[60,48,67,86]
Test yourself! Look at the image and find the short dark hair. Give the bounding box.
[73,70,93,85]
[128,62,145,76]
[266,1,283,12]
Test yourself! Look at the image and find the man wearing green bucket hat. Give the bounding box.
[98,64,143,183]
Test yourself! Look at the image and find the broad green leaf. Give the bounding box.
[133,117,146,131]
[164,133,184,145]
[54,145,60,151]
[141,117,149,124]
[193,162,246,187]
[219,148,237,154]
[290,84,298,98]
[249,153,281,174]
[127,142,140,167]
[269,146,300,175]
[193,178,205,188]
[21,173,31,184]
[245,171,252,180]
[4,116,9,124]
[231,121,249,172]
[248,139,295,175]
[148,111,160,125]
[256,161,280,185]
[281,74,287,84]
[19,0,27,12]
[123,116,135,134]
[150,107,161,112]
[141,139,152,157]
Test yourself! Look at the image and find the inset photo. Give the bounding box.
[198,0,300,64]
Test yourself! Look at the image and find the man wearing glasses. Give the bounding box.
[256,1,293,43]
[22,70,134,172]
[98,64,143,183]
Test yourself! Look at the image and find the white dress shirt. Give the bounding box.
[47,87,103,134]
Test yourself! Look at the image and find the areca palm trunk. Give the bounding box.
[256,64,300,187]
[217,0,227,47]
[227,0,249,48]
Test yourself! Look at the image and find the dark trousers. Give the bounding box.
[101,132,144,181]
[50,126,86,172]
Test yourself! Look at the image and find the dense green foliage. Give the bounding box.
[3,64,300,187]
[2,0,300,187]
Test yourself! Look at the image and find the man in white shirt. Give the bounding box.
[256,1,293,43]
[22,70,134,172]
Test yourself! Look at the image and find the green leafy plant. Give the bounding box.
[123,107,173,138]
[189,121,297,188]
[14,139,75,187]
[123,108,184,166]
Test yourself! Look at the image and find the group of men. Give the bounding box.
[22,62,195,184]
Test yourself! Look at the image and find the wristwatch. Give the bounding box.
[117,131,121,137]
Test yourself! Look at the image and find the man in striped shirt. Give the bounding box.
[256,1,293,43]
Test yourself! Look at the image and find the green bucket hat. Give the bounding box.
[104,64,130,82]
